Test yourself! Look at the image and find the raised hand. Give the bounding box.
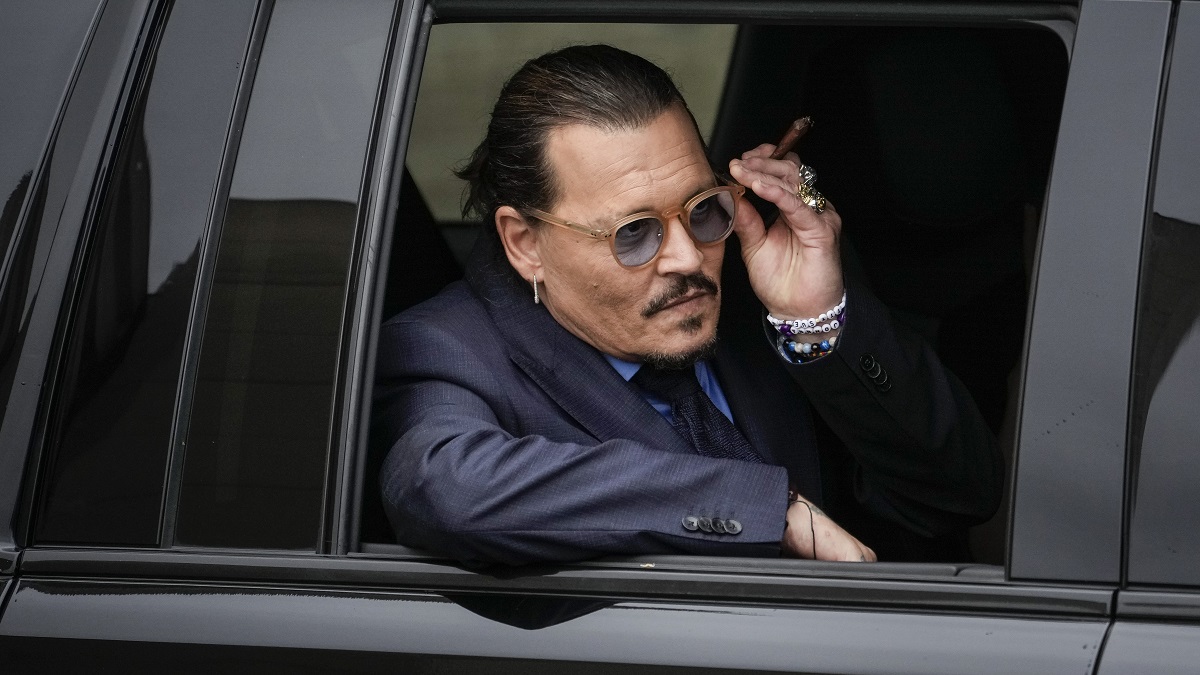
[728,145,844,321]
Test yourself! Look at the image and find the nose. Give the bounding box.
[653,214,705,275]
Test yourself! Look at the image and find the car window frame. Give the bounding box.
[342,0,1106,598]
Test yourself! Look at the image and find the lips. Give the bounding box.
[641,273,721,318]
[658,290,710,312]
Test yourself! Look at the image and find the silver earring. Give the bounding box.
[532,274,540,304]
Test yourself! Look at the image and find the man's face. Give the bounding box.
[535,105,725,366]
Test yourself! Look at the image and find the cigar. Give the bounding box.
[769,116,813,160]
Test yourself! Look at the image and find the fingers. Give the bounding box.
[731,154,802,189]
[726,147,845,320]
[730,157,822,231]
[740,143,777,160]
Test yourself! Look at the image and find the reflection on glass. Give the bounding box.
[176,0,393,550]
[0,1,103,424]
[0,0,102,252]
[1128,3,1200,586]
[1129,212,1200,584]
[35,0,257,545]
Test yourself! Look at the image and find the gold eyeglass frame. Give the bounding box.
[523,181,746,269]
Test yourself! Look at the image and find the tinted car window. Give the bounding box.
[33,0,257,546]
[1128,1,1200,586]
[0,1,103,425]
[176,0,395,550]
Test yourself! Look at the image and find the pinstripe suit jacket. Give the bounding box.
[374,235,1002,566]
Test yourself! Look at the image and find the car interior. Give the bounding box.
[359,21,1070,568]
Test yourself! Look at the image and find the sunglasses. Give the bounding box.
[524,181,745,268]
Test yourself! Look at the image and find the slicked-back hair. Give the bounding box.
[455,44,702,227]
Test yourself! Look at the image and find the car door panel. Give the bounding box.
[0,575,1108,674]
[1096,621,1200,675]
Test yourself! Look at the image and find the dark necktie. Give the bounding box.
[632,365,762,463]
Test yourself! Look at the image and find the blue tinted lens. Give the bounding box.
[613,218,664,266]
[688,191,736,242]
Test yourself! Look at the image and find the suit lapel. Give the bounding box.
[466,239,692,455]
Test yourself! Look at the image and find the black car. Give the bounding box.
[2,0,1199,671]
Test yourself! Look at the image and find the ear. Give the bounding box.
[495,205,542,281]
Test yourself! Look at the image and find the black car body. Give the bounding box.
[2,0,1200,671]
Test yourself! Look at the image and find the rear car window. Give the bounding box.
[33,0,257,546]
[0,0,103,430]
[175,0,395,550]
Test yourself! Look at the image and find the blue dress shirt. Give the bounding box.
[604,355,735,423]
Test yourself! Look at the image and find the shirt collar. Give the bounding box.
[603,354,642,382]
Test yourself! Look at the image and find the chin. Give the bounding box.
[638,318,719,370]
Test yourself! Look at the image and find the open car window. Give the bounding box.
[363,16,1070,576]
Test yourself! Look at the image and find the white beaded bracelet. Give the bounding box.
[766,292,847,337]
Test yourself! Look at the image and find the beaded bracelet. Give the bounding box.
[784,335,837,362]
[780,312,844,335]
[767,292,847,337]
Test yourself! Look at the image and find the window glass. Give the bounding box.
[33,0,256,546]
[407,23,738,224]
[0,0,103,428]
[1128,2,1200,586]
[176,0,394,549]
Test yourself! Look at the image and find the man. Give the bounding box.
[373,45,1001,566]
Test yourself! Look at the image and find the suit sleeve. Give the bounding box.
[374,316,790,566]
[772,279,1005,538]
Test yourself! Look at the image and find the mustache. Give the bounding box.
[641,273,720,317]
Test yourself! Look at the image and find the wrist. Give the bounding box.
[766,291,845,333]
[766,291,846,364]
[764,285,845,321]
[783,496,818,559]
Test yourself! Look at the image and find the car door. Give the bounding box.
[0,0,1173,672]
